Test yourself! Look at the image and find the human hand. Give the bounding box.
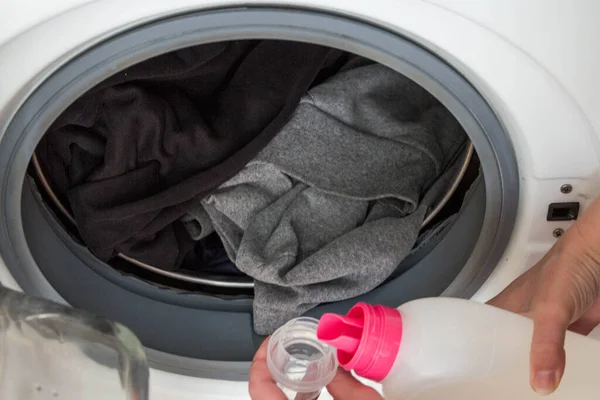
[488,198,600,395]
[249,337,382,399]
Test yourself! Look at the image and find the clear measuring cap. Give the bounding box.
[267,317,338,400]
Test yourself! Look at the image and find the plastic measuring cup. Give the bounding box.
[267,317,338,400]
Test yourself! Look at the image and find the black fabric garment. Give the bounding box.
[36,40,347,270]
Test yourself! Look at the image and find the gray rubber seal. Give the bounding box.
[0,8,518,379]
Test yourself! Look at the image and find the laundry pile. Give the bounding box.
[36,40,467,334]
[37,40,348,270]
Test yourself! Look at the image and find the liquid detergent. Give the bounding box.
[316,298,600,399]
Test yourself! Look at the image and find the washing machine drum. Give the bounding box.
[0,9,517,377]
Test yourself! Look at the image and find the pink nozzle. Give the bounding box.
[317,303,403,382]
[316,314,363,354]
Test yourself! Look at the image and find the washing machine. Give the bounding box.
[0,0,599,398]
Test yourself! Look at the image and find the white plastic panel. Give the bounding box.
[151,371,249,399]
[424,0,600,161]
[0,0,94,47]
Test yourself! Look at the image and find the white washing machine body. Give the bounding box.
[1,1,599,399]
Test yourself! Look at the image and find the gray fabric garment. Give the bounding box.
[181,208,214,241]
[184,64,467,334]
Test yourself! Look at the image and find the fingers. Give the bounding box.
[249,341,381,400]
[526,252,574,395]
[488,198,600,396]
[249,338,287,400]
[529,305,570,395]
[487,264,539,313]
[326,369,383,400]
[569,299,600,335]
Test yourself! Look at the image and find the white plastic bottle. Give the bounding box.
[316,298,600,399]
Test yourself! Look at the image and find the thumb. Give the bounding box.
[326,369,383,400]
[529,306,570,395]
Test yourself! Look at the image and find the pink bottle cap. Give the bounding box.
[316,303,402,382]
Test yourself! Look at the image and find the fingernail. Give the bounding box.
[533,370,558,395]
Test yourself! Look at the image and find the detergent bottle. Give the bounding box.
[316,297,600,399]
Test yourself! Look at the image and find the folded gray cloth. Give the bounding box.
[184,64,467,334]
